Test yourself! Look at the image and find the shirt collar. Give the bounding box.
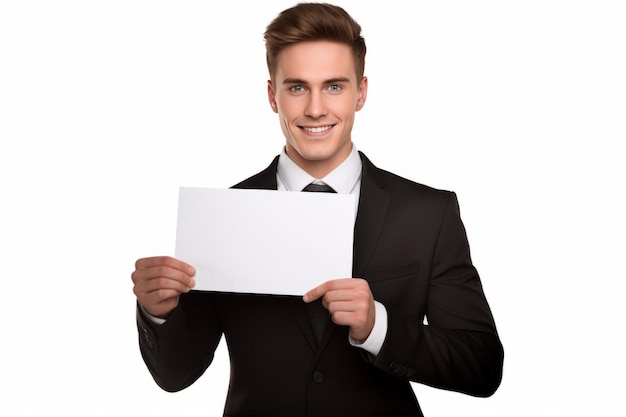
[277,144,362,194]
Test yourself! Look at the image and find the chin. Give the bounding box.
[298,145,336,161]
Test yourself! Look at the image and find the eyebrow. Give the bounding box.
[282,77,352,86]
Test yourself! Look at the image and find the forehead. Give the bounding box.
[274,40,357,83]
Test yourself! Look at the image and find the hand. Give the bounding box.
[303,278,375,342]
[131,256,196,319]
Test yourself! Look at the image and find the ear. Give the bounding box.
[355,76,368,111]
[267,80,278,113]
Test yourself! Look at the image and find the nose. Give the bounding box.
[304,90,327,119]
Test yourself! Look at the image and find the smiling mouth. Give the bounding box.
[301,125,335,133]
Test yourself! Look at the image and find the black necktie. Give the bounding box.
[302,182,336,344]
[302,182,336,193]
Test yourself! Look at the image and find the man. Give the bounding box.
[132,3,503,416]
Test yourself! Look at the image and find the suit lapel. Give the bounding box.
[352,152,391,278]
[231,156,279,191]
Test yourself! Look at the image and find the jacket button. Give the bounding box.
[142,329,155,348]
[390,362,401,374]
[312,371,324,383]
[390,362,409,376]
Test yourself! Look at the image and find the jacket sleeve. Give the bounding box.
[136,291,223,392]
[368,192,504,397]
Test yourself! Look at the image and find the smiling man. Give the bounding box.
[132,3,504,416]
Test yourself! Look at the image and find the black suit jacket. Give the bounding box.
[137,152,504,417]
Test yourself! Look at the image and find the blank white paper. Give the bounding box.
[175,187,356,296]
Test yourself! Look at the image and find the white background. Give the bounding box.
[1,1,624,416]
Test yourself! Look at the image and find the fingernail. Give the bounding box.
[190,279,196,288]
[302,293,309,303]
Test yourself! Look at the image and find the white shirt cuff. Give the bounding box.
[140,305,166,325]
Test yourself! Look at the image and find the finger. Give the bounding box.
[303,281,330,303]
[303,278,356,303]
[140,288,182,304]
[325,300,357,313]
[321,285,371,307]
[132,263,196,288]
[135,275,193,296]
[326,294,372,314]
[322,288,359,303]
[328,310,355,326]
[135,256,196,276]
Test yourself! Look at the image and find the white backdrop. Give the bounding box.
[1,1,625,416]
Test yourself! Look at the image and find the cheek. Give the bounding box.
[334,97,358,117]
[276,100,296,121]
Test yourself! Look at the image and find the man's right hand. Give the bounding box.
[131,256,196,319]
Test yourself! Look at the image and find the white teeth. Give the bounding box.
[303,125,332,133]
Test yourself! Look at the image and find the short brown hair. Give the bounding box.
[264,3,366,83]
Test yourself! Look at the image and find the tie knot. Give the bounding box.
[302,183,336,193]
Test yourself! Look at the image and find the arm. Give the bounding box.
[371,193,503,396]
[306,193,503,396]
[133,256,222,392]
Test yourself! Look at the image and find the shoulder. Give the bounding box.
[360,151,455,203]
[231,155,280,190]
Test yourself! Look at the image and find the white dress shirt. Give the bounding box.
[277,144,387,357]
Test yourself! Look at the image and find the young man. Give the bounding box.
[132,3,503,416]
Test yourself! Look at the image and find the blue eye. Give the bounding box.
[328,84,342,92]
[290,85,304,93]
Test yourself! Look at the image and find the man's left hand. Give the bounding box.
[303,278,375,342]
